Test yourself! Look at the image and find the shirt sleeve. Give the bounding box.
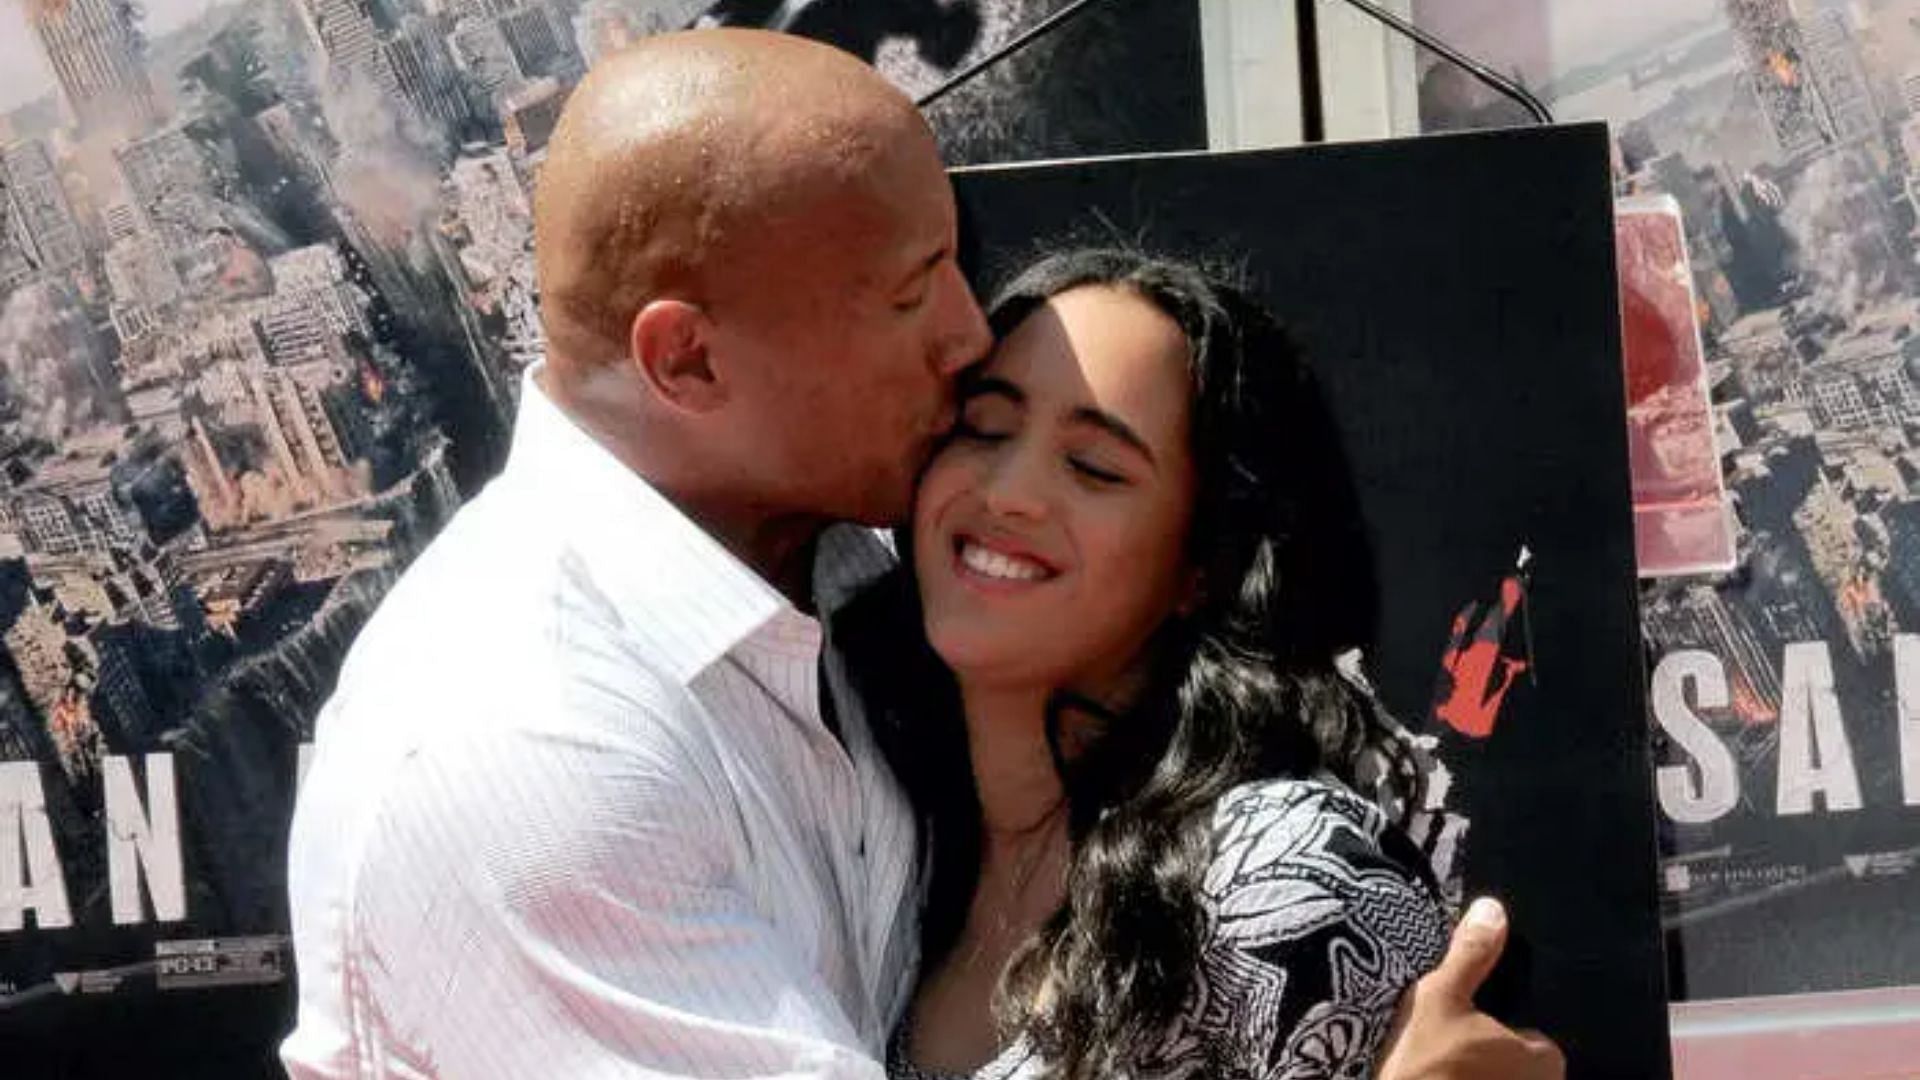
[324,690,886,1080]
[1178,780,1450,1080]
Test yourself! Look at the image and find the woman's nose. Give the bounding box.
[979,449,1048,521]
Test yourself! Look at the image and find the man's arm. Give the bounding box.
[297,703,883,1079]
[1376,898,1565,1080]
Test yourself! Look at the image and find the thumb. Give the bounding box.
[1428,896,1508,1009]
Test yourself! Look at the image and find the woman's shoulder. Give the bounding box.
[1146,778,1449,1076]
[1209,775,1393,840]
[1205,776,1413,879]
[1200,776,1449,961]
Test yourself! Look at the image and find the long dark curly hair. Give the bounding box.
[841,248,1425,1079]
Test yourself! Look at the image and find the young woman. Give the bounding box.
[843,249,1452,1079]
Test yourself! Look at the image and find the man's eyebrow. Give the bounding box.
[898,245,949,286]
[1068,405,1155,464]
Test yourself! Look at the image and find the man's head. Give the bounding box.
[535,29,990,529]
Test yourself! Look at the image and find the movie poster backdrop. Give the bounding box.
[1414,0,1920,1005]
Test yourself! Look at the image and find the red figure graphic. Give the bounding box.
[1432,548,1534,739]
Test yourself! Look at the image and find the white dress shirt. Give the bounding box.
[283,365,920,1078]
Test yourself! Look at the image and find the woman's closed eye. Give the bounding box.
[1068,456,1128,485]
[955,394,1021,442]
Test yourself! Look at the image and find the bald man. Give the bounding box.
[285,30,987,1078]
[285,27,1559,1080]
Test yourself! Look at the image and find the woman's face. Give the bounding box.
[914,284,1200,696]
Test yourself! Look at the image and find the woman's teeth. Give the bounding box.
[960,541,1049,582]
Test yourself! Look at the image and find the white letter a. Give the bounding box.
[1777,643,1863,815]
[0,761,72,931]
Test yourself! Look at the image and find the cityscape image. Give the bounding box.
[0,0,615,1019]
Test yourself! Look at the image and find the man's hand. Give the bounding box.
[1377,898,1566,1080]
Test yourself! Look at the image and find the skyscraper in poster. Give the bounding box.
[302,0,402,97]
[384,16,474,131]
[29,0,162,133]
[1723,0,1836,161]
[1799,7,1880,148]
[1,141,83,275]
[0,174,41,292]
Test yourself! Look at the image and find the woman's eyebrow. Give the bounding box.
[1067,405,1155,464]
[961,375,1026,404]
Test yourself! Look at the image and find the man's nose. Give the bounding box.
[934,266,991,377]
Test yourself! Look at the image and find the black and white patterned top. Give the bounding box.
[887,778,1451,1080]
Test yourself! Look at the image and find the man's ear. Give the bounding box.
[630,299,724,413]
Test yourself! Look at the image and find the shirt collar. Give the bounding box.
[503,363,898,683]
[506,363,784,684]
